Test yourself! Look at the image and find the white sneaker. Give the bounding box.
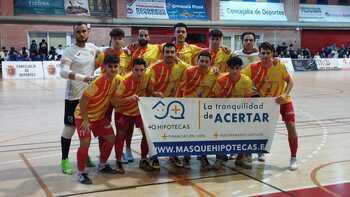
[290,157,298,171]
[258,153,265,162]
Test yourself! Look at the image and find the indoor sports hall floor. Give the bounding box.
[0,70,349,197]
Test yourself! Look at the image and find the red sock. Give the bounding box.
[98,137,104,151]
[126,128,134,149]
[77,146,89,172]
[288,137,298,158]
[141,135,149,159]
[115,133,125,161]
[100,140,114,164]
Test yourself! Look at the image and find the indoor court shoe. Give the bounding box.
[213,159,224,171]
[258,153,266,162]
[98,164,117,174]
[199,156,211,171]
[290,157,298,171]
[121,153,129,164]
[183,157,191,169]
[61,159,73,175]
[151,158,160,170]
[116,161,125,174]
[139,159,154,172]
[125,148,134,162]
[86,156,96,167]
[235,159,252,170]
[78,173,92,185]
[169,157,183,168]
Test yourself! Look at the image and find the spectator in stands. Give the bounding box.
[18,51,31,61]
[30,51,42,61]
[39,39,48,57]
[30,40,38,53]
[288,44,297,59]
[8,47,18,61]
[338,44,346,58]
[0,47,6,61]
[57,44,64,57]
[320,48,326,58]
[48,46,57,60]
[314,52,321,59]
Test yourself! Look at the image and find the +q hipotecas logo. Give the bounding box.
[152,100,185,120]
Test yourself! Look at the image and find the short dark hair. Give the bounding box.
[104,54,119,65]
[259,42,275,54]
[133,58,147,68]
[209,29,223,38]
[226,56,243,69]
[74,21,89,29]
[162,42,176,52]
[109,28,125,38]
[174,22,187,31]
[197,50,211,61]
[241,32,256,42]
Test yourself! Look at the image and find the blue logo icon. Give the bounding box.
[152,100,185,120]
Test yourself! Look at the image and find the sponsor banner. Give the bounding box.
[64,0,90,16]
[291,59,318,71]
[43,61,61,79]
[139,97,279,157]
[166,0,208,20]
[127,0,207,20]
[280,58,295,74]
[219,1,287,21]
[14,0,65,15]
[337,58,350,70]
[299,4,350,22]
[2,61,44,80]
[315,58,341,71]
[127,0,168,19]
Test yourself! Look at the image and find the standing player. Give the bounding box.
[111,58,156,173]
[147,43,190,168]
[128,29,161,66]
[176,51,218,170]
[95,28,132,163]
[242,42,298,170]
[235,32,260,68]
[166,23,202,65]
[121,28,162,162]
[74,54,121,184]
[211,56,253,170]
[59,22,99,175]
[207,29,232,73]
[95,28,130,76]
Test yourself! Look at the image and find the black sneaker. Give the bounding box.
[78,173,92,185]
[183,157,191,169]
[99,164,117,174]
[116,161,125,174]
[139,159,154,172]
[151,158,160,170]
[199,156,211,171]
[169,157,183,168]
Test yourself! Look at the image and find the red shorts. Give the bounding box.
[115,113,143,129]
[280,102,295,123]
[75,118,114,139]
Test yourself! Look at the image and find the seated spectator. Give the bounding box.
[8,47,18,61]
[30,51,43,61]
[18,52,31,61]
